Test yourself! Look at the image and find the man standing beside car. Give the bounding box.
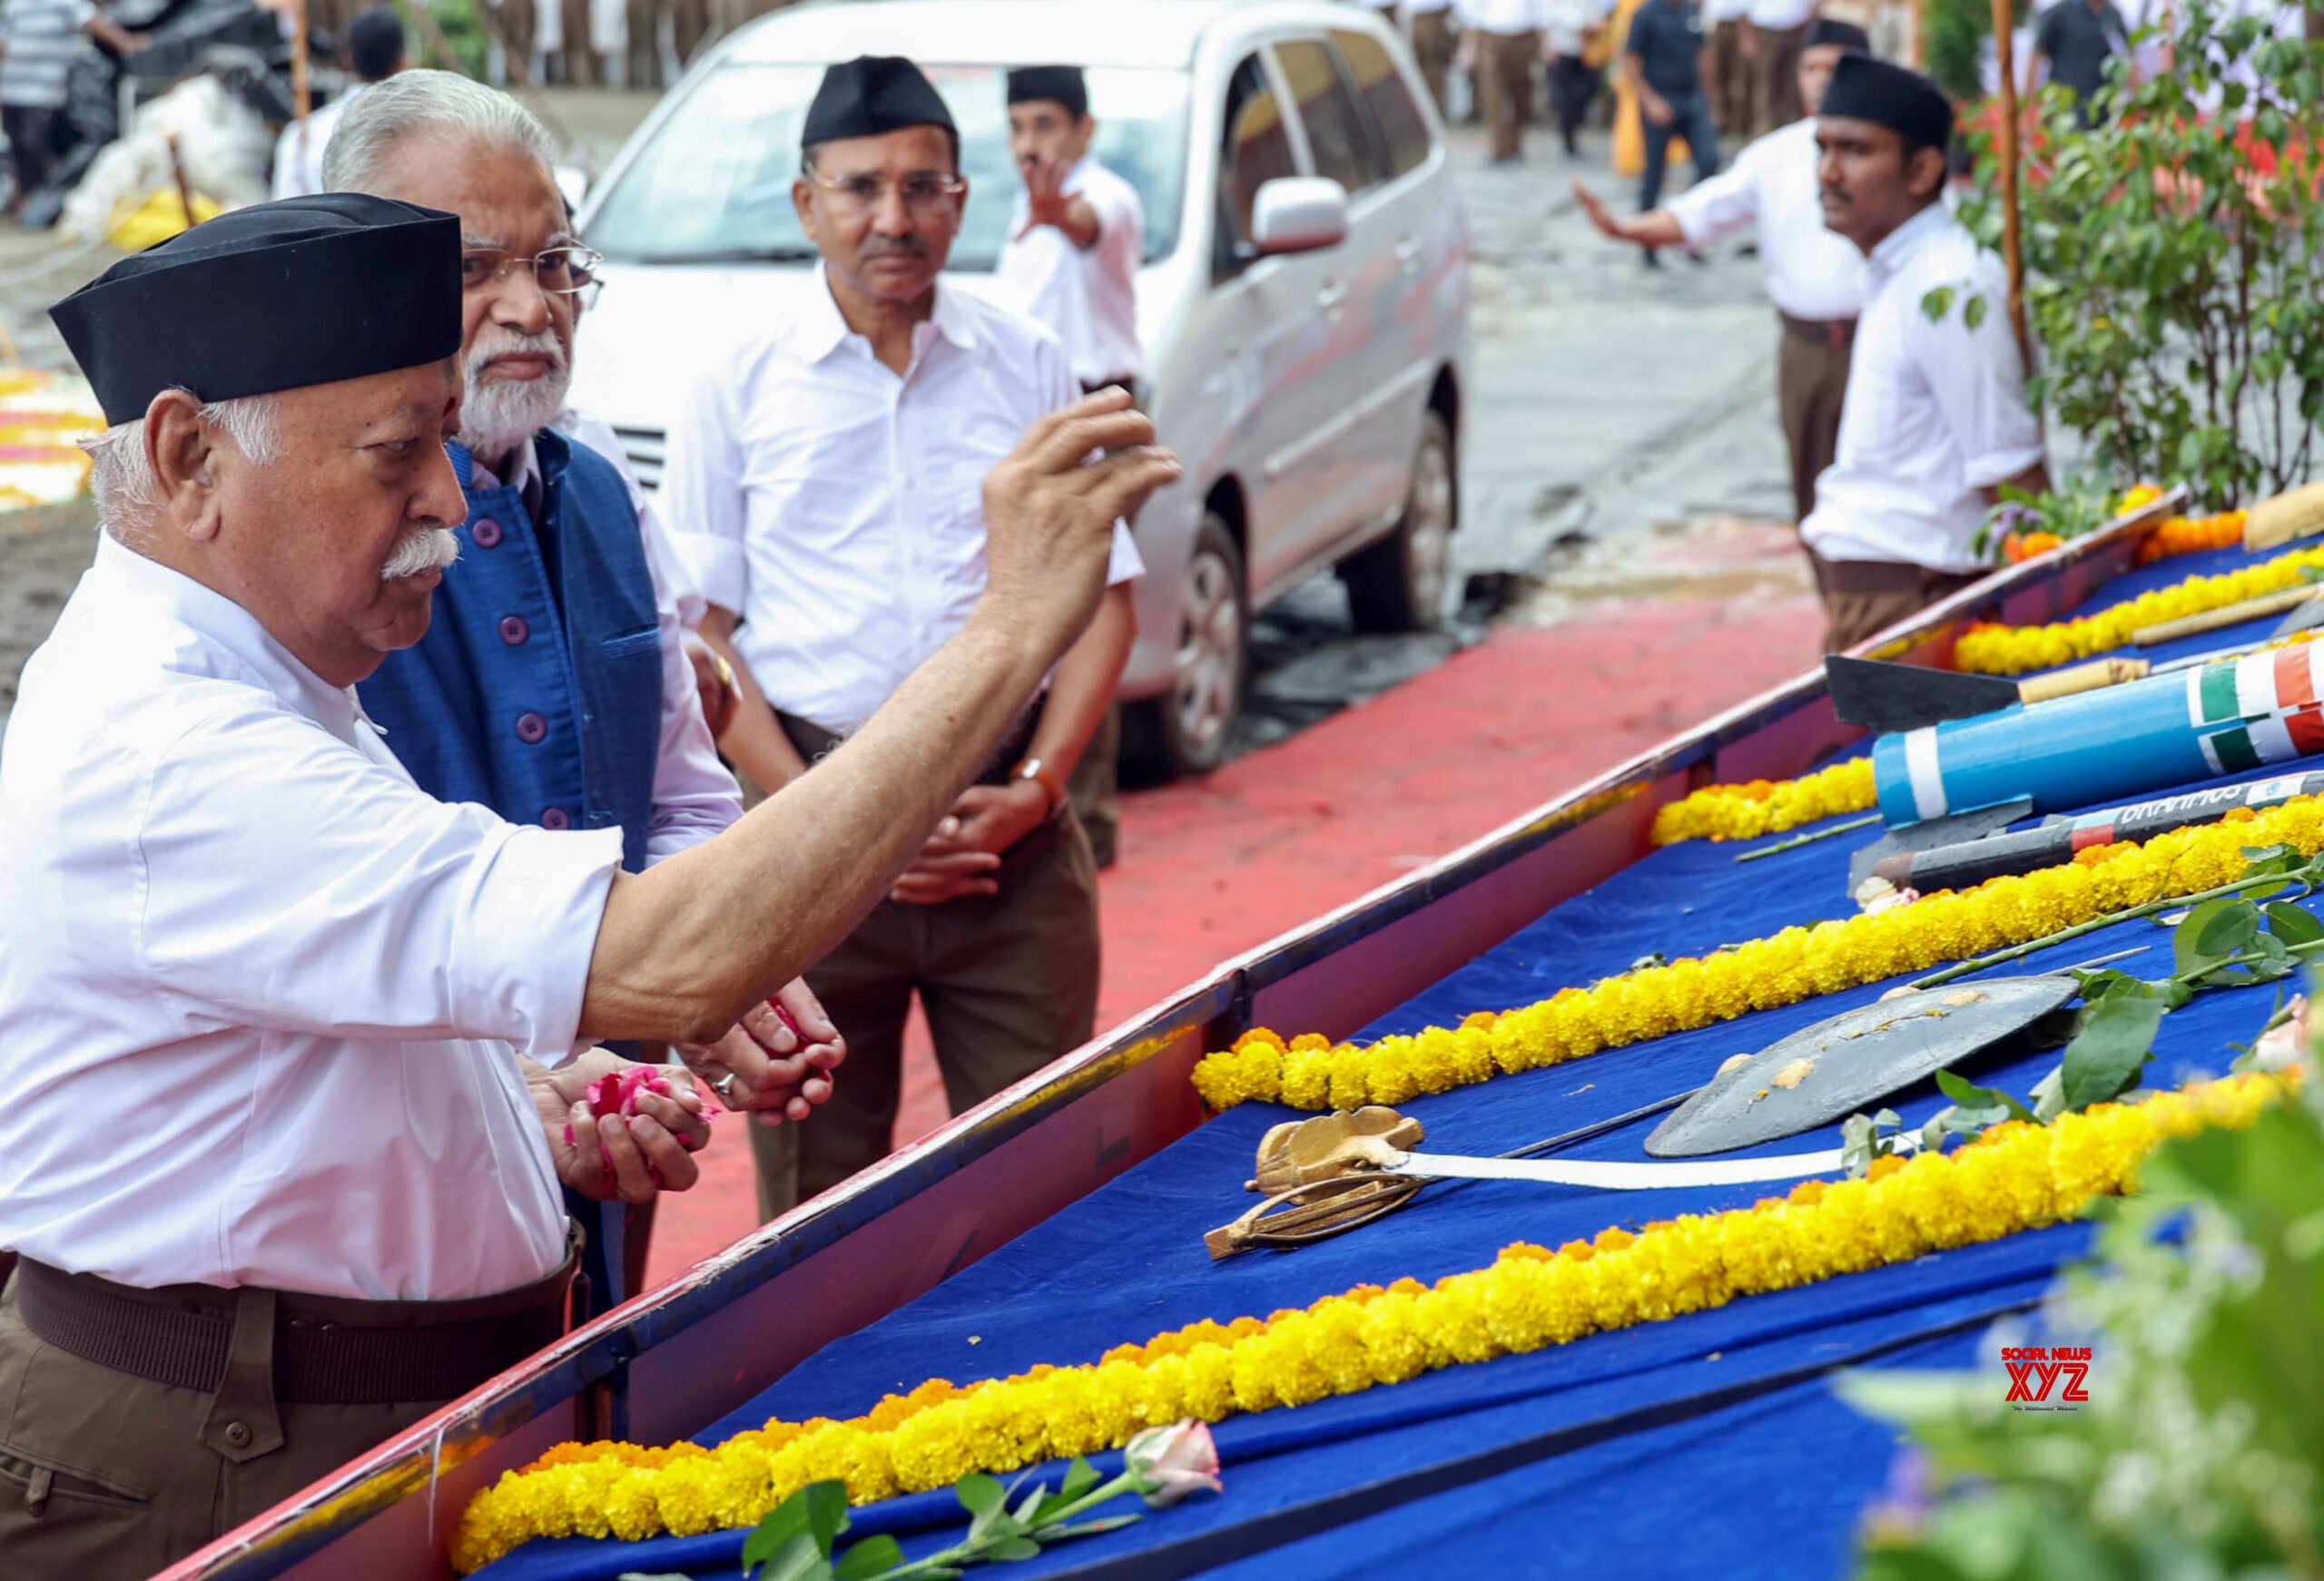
[661,55,1142,1221]
[994,63,1142,869]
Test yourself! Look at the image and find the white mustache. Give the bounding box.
[382,525,460,582]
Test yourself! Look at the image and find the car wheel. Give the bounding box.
[1127,514,1247,779]
[1343,411,1459,633]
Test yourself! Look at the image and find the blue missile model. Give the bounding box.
[1864,643,2324,828]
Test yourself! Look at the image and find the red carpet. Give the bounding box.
[644,584,1825,1289]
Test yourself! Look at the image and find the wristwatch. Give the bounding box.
[1011,757,1069,821]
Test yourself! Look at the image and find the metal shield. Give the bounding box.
[1642,975,2080,1158]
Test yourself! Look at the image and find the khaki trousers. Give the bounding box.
[1481,28,1539,159]
[1411,7,1458,118]
[0,1287,442,1581]
[1810,554,1982,654]
[496,0,537,80]
[1753,20,1808,129]
[1705,17,1754,134]
[1065,702,1121,868]
[750,811,1102,1220]
[1776,317,1854,527]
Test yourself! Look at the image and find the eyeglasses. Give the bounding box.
[459,244,605,297]
[807,172,967,217]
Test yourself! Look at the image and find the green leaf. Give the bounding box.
[833,1536,907,1580]
[760,1535,836,1581]
[745,1487,843,1577]
[1010,1478,1050,1523]
[1921,283,1956,322]
[2031,1065,2066,1123]
[1935,1067,2034,1124]
[1964,293,1989,331]
[957,1473,1006,1524]
[2268,900,2324,948]
[1060,1458,1099,1501]
[2060,991,2168,1111]
[985,1537,1043,1562]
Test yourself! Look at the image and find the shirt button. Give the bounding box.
[540,807,570,830]
[472,518,503,548]
[498,614,530,645]
[516,712,547,744]
[223,1421,251,1448]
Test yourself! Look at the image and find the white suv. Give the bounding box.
[570,0,1472,775]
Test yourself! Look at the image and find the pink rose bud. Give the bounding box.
[1125,1419,1223,1508]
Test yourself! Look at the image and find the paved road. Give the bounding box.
[0,102,1808,732]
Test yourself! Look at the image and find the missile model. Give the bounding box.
[1861,771,2324,892]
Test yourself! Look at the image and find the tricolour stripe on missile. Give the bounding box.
[1904,727,1947,822]
[2276,645,2319,711]
[2191,660,2240,727]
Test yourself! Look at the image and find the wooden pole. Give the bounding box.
[1909,0,1926,68]
[290,0,310,123]
[1989,0,2031,369]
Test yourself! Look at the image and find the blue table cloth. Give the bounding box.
[485,539,2299,1580]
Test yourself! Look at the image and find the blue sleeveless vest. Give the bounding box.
[359,430,663,873]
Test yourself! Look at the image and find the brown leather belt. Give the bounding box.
[1780,311,1856,349]
[14,1250,574,1406]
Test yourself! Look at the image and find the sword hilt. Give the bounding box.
[1249,1105,1425,1193]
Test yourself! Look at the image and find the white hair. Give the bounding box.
[86,393,280,542]
[321,69,558,195]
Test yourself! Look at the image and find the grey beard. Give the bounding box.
[458,366,571,464]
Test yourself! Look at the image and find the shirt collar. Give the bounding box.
[1867,201,1954,280]
[793,263,979,363]
[91,532,369,743]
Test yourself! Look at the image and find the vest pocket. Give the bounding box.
[600,626,661,661]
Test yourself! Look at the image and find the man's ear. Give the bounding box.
[145,390,222,544]
[793,175,820,241]
[1908,143,1949,202]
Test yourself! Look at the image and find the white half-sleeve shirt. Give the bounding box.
[1664,117,1867,322]
[0,535,623,1300]
[994,156,1147,388]
[1801,204,2047,573]
[655,268,1143,738]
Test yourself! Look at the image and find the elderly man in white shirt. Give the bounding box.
[1803,53,2048,651]
[0,193,1176,1579]
[663,56,1144,1223]
[1574,19,1869,527]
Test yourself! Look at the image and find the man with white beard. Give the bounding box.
[325,73,848,1309]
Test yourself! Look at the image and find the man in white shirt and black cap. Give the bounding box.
[660,55,1145,1223]
[1802,53,2048,649]
[995,62,1144,868]
[1574,18,1870,528]
[0,191,1175,1576]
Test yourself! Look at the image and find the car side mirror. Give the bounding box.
[1249,176,1348,257]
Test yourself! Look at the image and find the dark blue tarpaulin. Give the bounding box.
[485,541,2290,1579]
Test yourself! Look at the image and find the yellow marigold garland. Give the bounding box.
[448,1074,2290,1573]
[1956,544,2324,675]
[1191,798,2324,1115]
[1649,758,1876,846]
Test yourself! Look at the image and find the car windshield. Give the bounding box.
[586,62,1191,270]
